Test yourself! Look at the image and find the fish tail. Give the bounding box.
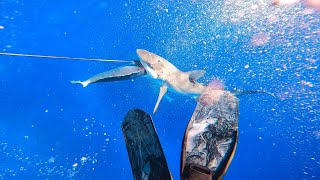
[70,80,90,87]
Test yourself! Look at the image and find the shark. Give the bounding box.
[70,49,276,113]
[71,49,207,113]
[0,50,275,113]
[71,61,146,87]
[136,49,207,113]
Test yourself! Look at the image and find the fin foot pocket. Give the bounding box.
[182,164,213,180]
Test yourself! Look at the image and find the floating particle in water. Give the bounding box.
[244,64,250,69]
[308,58,317,63]
[92,159,97,164]
[48,157,55,163]
[0,26,4,29]
[267,14,279,23]
[300,80,314,87]
[207,78,224,90]
[80,157,87,162]
[72,163,78,167]
[305,0,320,11]
[301,8,316,15]
[251,33,270,46]
[273,0,299,6]
[313,131,320,139]
[45,109,49,113]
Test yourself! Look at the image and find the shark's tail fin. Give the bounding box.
[232,90,277,99]
[71,80,90,88]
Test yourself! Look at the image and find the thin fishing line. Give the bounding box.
[0,52,135,63]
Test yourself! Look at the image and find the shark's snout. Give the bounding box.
[136,49,158,79]
[136,49,151,61]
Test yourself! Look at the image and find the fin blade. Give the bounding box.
[153,84,168,114]
[121,109,172,179]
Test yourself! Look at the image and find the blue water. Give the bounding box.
[0,0,319,179]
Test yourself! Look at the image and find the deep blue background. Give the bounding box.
[0,0,319,179]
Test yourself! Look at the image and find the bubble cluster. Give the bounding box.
[127,0,319,119]
[122,0,319,178]
[314,130,320,139]
[0,0,318,179]
[0,114,123,179]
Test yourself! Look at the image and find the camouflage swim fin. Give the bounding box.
[181,90,239,180]
[122,109,172,180]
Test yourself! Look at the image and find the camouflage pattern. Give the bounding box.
[181,89,239,178]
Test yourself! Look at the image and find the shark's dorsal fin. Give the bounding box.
[232,90,277,99]
[153,84,168,114]
[187,70,206,82]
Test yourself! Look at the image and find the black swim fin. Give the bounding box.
[121,109,172,180]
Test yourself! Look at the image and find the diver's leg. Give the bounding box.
[121,109,172,180]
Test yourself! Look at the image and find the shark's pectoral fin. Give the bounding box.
[187,70,206,82]
[153,84,168,114]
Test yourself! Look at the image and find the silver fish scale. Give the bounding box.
[185,90,239,172]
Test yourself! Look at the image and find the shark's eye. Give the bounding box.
[158,59,161,62]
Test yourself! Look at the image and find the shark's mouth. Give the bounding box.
[136,49,159,79]
[140,61,158,79]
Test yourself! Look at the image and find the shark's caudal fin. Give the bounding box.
[71,80,90,88]
[232,90,277,98]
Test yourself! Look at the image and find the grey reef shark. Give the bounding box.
[70,49,275,113]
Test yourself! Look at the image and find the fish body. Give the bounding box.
[71,61,146,87]
[71,49,274,113]
[136,49,206,113]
